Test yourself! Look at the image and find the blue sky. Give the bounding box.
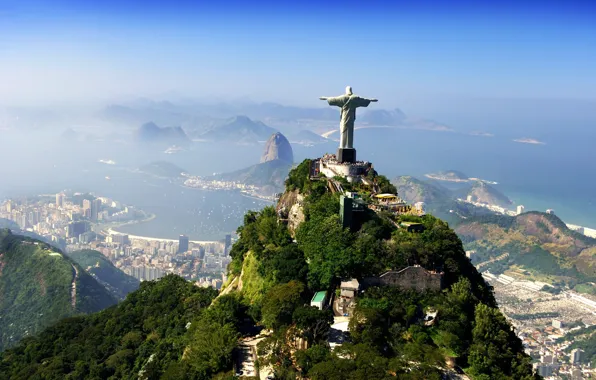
[0,0,595,106]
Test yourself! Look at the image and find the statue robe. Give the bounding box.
[326,95,372,149]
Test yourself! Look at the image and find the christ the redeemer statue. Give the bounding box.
[320,86,377,163]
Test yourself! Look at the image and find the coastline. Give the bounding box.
[104,187,273,243]
[458,199,596,238]
[105,227,219,244]
[239,192,276,204]
[181,183,276,204]
[104,211,220,243]
[425,174,498,185]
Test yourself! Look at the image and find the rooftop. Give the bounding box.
[340,278,360,290]
[312,290,327,303]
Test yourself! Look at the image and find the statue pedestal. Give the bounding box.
[337,148,356,163]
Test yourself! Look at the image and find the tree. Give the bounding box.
[292,306,334,345]
[186,320,239,378]
[468,303,537,379]
[296,214,356,289]
[261,281,305,329]
[376,175,397,194]
[260,244,308,285]
[295,344,331,375]
[309,344,393,380]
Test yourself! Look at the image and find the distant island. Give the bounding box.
[184,132,294,199]
[513,138,546,145]
[134,121,190,145]
[425,170,498,185]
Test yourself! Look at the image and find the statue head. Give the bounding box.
[345,86,353,95]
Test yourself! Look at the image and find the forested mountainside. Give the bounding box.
[0,230,116,352]
[0,160,539,379]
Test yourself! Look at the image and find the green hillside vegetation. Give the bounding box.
[0,160,540,379]
[464,181,512,208]
[139,161,187,178]
[392,175,452,205]
[66,249,140,299]
[0,275,238,379]
[211,159,292,193]
[392,175,496,223]
[0,229,116,352]
[455,212,596,289]
[226,159,538,379]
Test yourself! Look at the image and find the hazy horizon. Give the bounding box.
[1,0,595,107]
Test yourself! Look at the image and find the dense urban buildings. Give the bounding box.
[178,234,189,254]
[0,192,233,289]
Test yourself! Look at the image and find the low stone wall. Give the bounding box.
[320,161,371,178]
[363,266,443,292]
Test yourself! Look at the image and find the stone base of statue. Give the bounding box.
[337,148,356,163]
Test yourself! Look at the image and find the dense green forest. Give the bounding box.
[66,249,140,299]
[0,275,241,379]
[0,160,540,379]
[228,160,539,379]
[0,229,116,352]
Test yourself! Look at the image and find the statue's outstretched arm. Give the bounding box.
[319,97,329,100]
[368,98,378,102]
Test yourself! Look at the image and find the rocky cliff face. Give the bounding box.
[276,189,304,236]
[260,132,294,163]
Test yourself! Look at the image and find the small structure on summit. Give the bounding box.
[369,193,411,214]
[340,193,366,229]
[400,221,425,233]
[310,290,329,310]
[340,279,360,299]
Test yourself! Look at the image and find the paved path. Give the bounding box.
[70,264,79,308]
[476,253,509,269]
[238,335,273,380]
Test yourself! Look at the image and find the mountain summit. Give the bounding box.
[200,115,277,143]
[135,122,190,144]
[260,132,294,164]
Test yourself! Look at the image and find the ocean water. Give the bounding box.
[348,127,596,228]
[0,125,595,241]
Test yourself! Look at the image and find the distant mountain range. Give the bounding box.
[0,230,116,351]
[287,129,329,145]
[392,174,512,222]
[134,121,190,145]
[455,212,596,291]
[359,108,407,126]
[197,115,277,143]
